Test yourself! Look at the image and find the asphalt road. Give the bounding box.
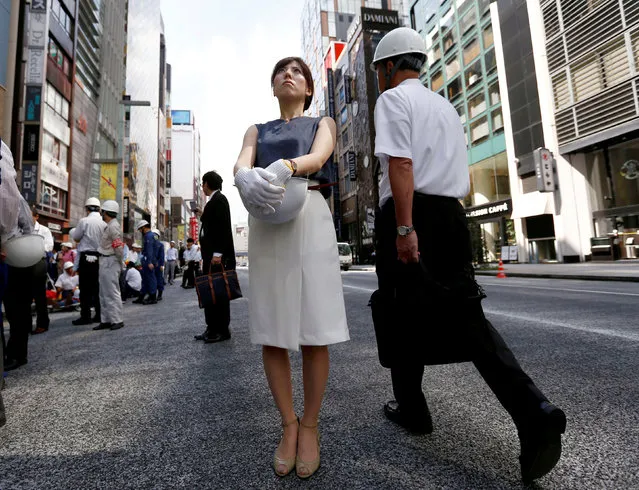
[1,270,637,489]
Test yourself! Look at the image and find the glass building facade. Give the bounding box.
[412,0,512,261]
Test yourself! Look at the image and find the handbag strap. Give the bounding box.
[208,259,226,275]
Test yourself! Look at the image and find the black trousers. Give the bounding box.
[375,193,546,429]
[201,255,233,336]
[182,261,197,287]
[79,252,101,321]
[32,258,49,330]
[4,265,38,362]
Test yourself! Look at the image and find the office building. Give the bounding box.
[1,0,19,143]
[170,109,201,209]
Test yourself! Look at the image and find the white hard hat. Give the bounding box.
[370,27,427,71]
[1,234,45,268]
[101,200,119,214]
[63,261,74,270]
[243,178,308,225]
[151,228,160,237]
[132,242,142,248]
[85,197,101,208]
[61,242,72,248]
[136,219,149,230]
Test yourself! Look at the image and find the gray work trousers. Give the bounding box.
[165,260,177,283]
[99,255,123,324]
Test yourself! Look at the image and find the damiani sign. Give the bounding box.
[361,8,399,29]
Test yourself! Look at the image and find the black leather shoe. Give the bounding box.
[384,400,433,434]
[72,317,93,326]
[4,358,28,371]
[93,323,112,330]
[519,402,567,483]
[132,296,145,304]
[110,322,124,330]
[194,330,210,341]
[204,332,231,343]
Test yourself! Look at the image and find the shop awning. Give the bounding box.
[511,192,554,219]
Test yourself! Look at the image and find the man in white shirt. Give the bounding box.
[70,197,107,325]
[30,206,52,334]
[55,261,79,306]
[181,238,200,288]
[370,28,565,484]
[127,243,141,264]
[123,262,142,300]
[165,240,178,285]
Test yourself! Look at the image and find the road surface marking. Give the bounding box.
[480,281,639,297]
[343,285,375,293]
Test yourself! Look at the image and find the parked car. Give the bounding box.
[337,242,352,271]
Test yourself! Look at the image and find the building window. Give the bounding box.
[342,128,349,147]
[492,108,504,133]
[429,45,442,66]
[478,0,491,17]
[440,8,454,32]
[470,116,489,145]
[463,38,480,66]
[46,83,70,121]
[483,24,494,49]
[465,59,483,89]
[485,49,497,74]
[443,28,458,53]
[40,182,68,217]
[455,103,467,124]
[468,92,486,119]
[445,56,460,79]
[448,77,463,100]
[489,80,501,106]
[431,69,444,91]
[460,9,476,36]
[51,0,74,39]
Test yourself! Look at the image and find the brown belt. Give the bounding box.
[308,181,338,191]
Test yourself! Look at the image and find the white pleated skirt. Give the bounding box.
[248,189,350,351]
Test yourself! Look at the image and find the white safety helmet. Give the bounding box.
[136,219,149,230]
[370,27,427,71]
[132,242,142,249]
[151,228,160,237]
[1,234,45,268]
[101,200,119,214]
[243,178,308,225]
[85,197,101,209]
[63,261,74,270]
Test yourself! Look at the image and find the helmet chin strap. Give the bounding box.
[382,56,407,93]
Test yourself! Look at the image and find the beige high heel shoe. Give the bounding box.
[296,420,321,479]
[273,417,299,477]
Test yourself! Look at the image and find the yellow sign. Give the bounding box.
[99,164,118,200]
[177,225,185,242]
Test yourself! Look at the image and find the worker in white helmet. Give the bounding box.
[93,200,124,331]
[70,197,107,325]
[369,27,565,483]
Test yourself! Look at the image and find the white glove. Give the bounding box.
[234,167,285,208]
[264,159,294,187]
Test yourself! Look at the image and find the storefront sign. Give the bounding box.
[366,208,375,232]
[26,48,45,84]
[342,196,357,224]
[47,222,62,232]
[466,199,512,220]
[99,163,118,200]
[123,196,129,216]
[26,85,42,121]
[22,125,40,161]
[30,0,47,13]
[361,7,400,31]
[166,161,172,188]
[620,160,639,180]
[348,151,357,181]
[21,164,38,203]
[41,158,69,191]
[344,75,352,104]
[76,115,88,134]
[189,216,198,239]
[327,68,335,119]
[534,147,556,192]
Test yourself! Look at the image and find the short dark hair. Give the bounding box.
[376,54,426,73]
[271,57,314,111]
[104,211,117,219]
[202,170,223,191]
[187,238,194,243]
[31,205,40,217]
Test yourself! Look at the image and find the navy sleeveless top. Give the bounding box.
[255,117,334,198]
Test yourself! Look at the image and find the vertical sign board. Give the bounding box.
[166,161,172,188]
[21,164,38,203]
[534,147,556,193]
[25,85,42,121]
[344,75,352,104]
[99,163,118,200]
[327,68,335,119]
[348,151,357,181]
[189,216,198,239]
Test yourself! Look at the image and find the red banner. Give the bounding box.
[189,216,199,239]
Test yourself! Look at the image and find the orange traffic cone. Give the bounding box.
[496,259,507,279]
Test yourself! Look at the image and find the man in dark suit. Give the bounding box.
[195,170,236,344]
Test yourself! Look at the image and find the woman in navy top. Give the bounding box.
[233,57,349,479]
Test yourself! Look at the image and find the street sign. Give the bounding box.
[533,147,556,193]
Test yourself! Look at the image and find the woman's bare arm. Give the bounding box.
[233,125,258,176]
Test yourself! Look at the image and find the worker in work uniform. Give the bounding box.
[370,27,566,483]
[152,229,165,301]
[133,220,158,305]
[71,197,107,325]
[93,200,124,330]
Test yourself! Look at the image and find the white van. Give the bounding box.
[337,242,353,271]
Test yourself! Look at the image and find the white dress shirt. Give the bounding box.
[34,221,54,253]
[126,268,142,291]
[374,79,470,206]
[55,271,79,291]
[71,212,107,252]
[183,246,201,262]
[166,247,178,261]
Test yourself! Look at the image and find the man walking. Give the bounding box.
[71,198,107,325]
[370,28,566,483]
[30,206,53,334]
[133,220,158,305]
[194,171,235,343]
[165,241,178,285]
[93,200,124,331]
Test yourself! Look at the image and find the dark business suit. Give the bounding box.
[199,191,236,336]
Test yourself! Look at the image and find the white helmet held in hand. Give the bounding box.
[85,197,101,209]
[101,200,119,214]
[1,234,45,268]
[370,27,427,71]
[244,178,308,225]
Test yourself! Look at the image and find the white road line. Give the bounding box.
[482,308,639,342]
[479,282,639,297]
[343,285,375,293]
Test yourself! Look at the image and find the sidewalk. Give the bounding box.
[350,261,639,282]
[475,260,639,282]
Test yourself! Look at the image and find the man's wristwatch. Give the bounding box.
[397,225,415,237]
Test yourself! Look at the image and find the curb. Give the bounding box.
[474,271,639,283]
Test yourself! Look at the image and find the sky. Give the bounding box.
[160,0,306,225]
